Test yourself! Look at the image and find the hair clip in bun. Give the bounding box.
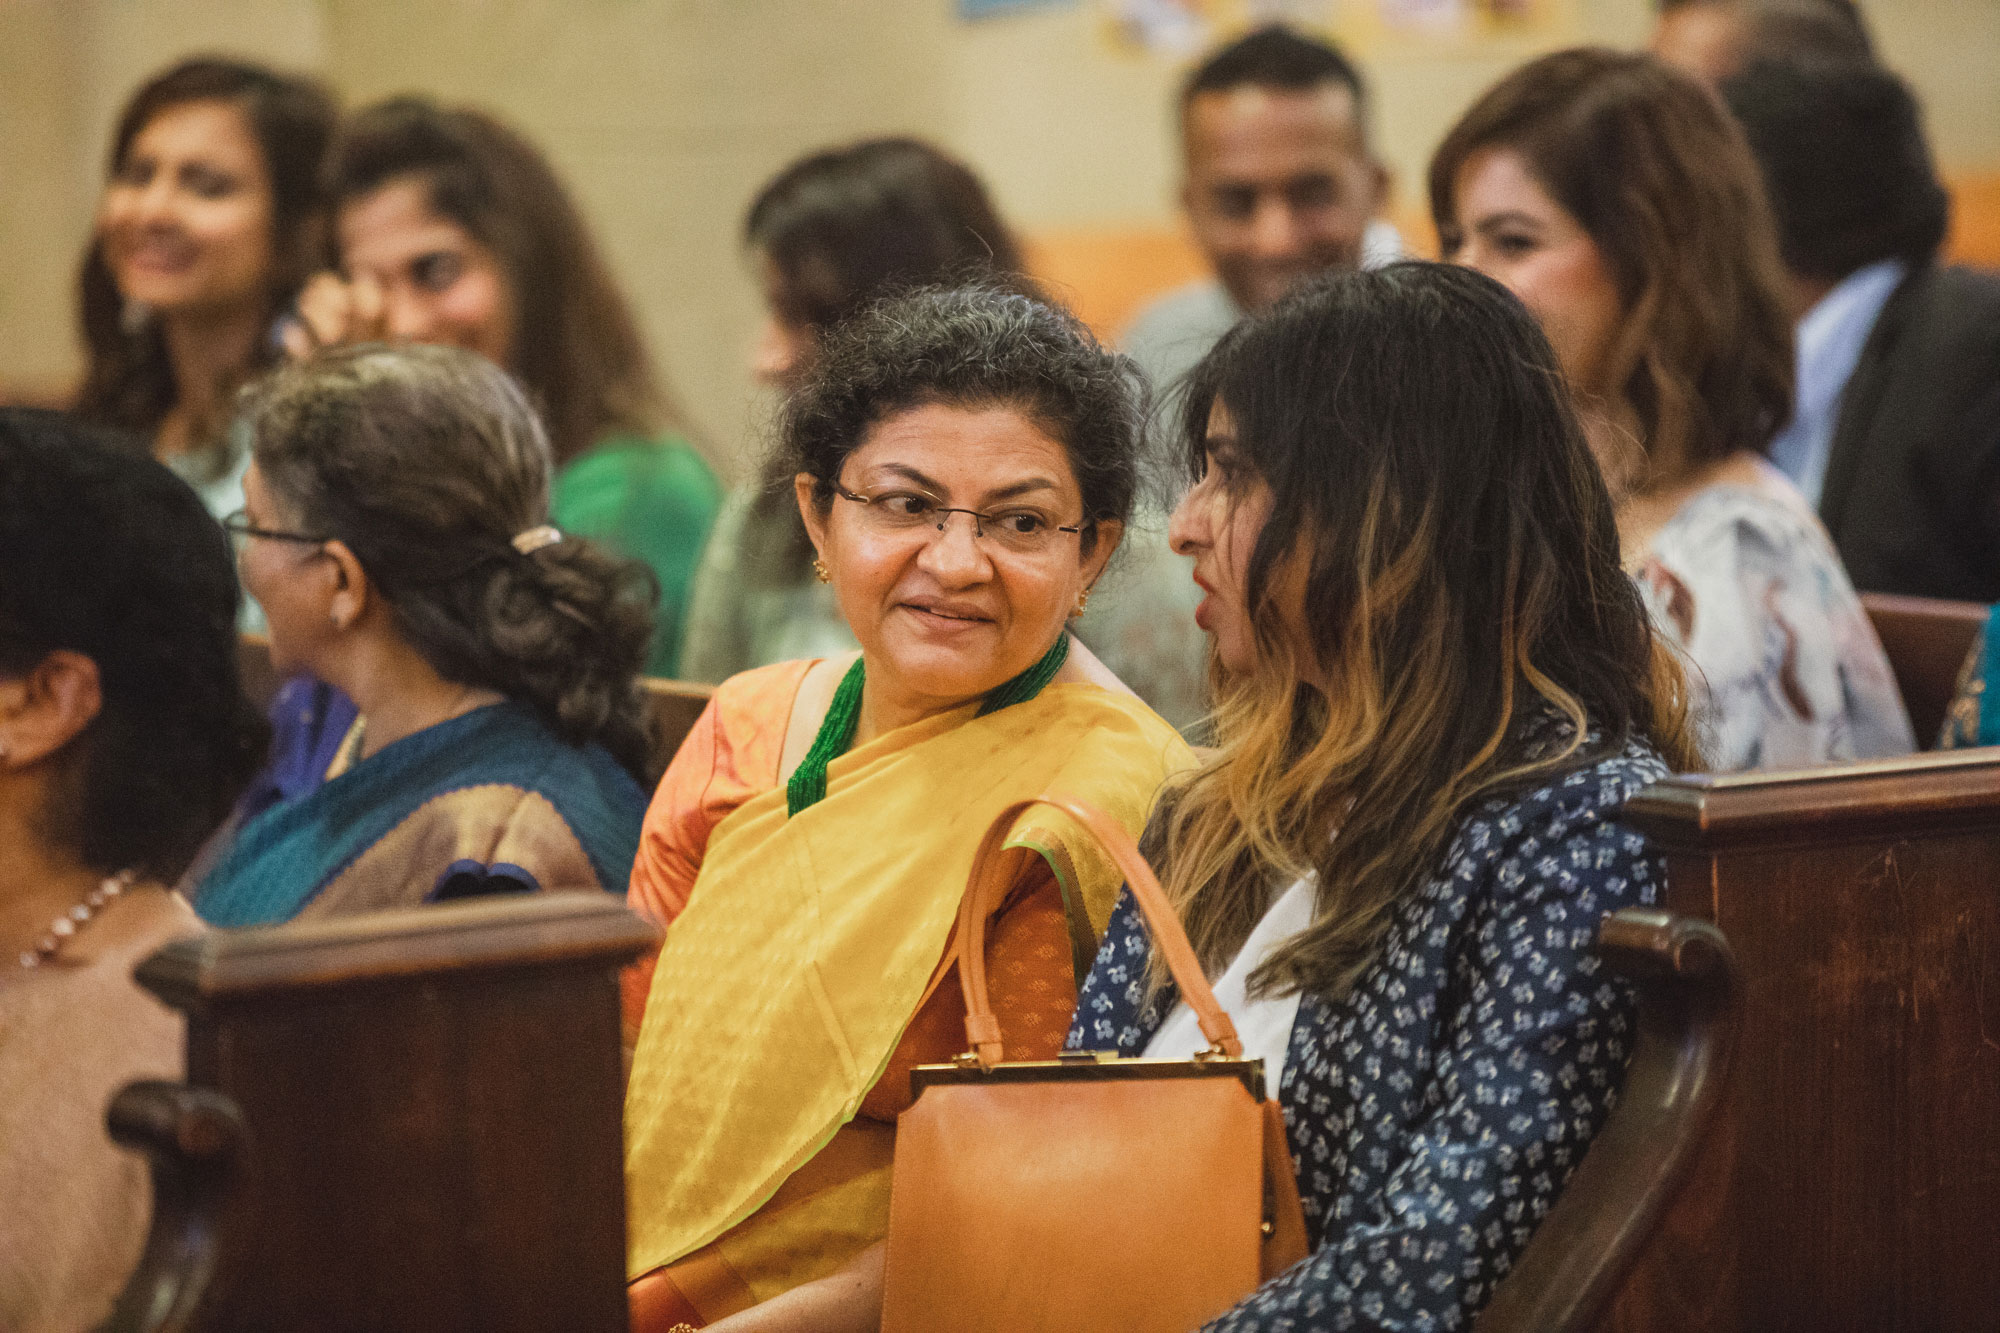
[511,525,564,555]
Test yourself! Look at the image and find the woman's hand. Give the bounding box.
[281,271,390,359]
[699,1242,884,1333]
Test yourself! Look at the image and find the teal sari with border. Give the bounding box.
[195,702,647,928]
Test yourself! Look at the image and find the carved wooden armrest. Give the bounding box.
[96,1081,246,1333]
[1475,907,1739,1333]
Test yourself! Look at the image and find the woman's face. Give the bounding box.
[1445,146,1626,399]
[1168,403,1275,679]
[337,175,517,369]
[235,462,336,676]
[800,403,1117,713]
[95,99,276,319]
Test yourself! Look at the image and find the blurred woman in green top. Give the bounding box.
[681,139,1030,683]
[288,97,718,675]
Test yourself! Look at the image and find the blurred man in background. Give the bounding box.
[1724,53,2000,601]
[1123,24,1395,399]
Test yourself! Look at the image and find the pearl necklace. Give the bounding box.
[17,870,135,969]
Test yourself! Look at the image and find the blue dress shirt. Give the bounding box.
[1768,258,1908,507]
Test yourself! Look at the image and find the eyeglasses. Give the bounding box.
[221,510,326,551]
[833,484,1085,557]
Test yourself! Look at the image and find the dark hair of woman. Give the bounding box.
[783,282,1143,557]
[0,409,267,881]
[745,139,1032,581]
[1157,262,1696,999]
[1428,48,1794,490]
[240,344,658,780]
[327,96,685,468]
[73,57,337,447]
[746,137,1027,332]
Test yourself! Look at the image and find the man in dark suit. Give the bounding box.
[1724,54,2000,602]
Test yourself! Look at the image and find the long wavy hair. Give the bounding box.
[1429,48,1794,491]
[328,97,689,468]
[73,58,336,454]
[1155,263,1696,1000]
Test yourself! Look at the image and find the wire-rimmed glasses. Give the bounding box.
[832,484,1086,558]
[221,509,327,556]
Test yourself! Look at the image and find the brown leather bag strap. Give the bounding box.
[956,795,1242,1069]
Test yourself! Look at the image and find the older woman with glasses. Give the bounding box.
[622,284,1194,1329]
[191,343,654,927]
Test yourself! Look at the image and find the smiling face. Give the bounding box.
[1182,82,1386,314]
[1169,403,1276,679]
[799,403,1116,714]
[337,175,517,369]
[95,98,276,319]
[1444,146,1626,400]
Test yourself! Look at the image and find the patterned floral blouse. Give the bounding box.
[1066,732,1669,1332]
[1631,461,1913,770]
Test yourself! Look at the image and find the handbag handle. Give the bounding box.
[955,795,1241,1070]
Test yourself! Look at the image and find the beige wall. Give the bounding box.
[3,0,1997,472]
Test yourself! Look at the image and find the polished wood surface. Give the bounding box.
[1477,910,1737,1333]
[105,894,657,1333]
[1860,592,1986,747]
[639,675,711,772]
[1602,753,2000,1332]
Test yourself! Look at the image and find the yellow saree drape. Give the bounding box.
[623,682,1191,1297]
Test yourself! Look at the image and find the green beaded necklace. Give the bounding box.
[786,634,1071,817]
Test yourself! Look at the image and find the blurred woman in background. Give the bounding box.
[680,137,1028,683]
[1432,47,1912,769]
[72,56,336,523]
[194,344,653,927]
[290,97,719,676]
[0,409,263,1332]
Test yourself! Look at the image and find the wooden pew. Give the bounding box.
[1600,751,2000,1332]
[1859,592,1987,748]
[640,676,712,773]
[1477,910,1737,1333]
[104,894,657,1333]
[233,633,714,775]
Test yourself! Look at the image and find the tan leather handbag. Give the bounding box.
[881,796,1309,1333]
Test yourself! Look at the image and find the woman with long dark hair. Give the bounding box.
[73,57,336,521]
[1431,48,1911,769]
[290,97,718,675]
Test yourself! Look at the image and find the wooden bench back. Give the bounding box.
[1859,592,1986,747]
[105,894,656,1333]
[1602,751,2000,1332]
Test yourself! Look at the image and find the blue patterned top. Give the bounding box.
[1065,735,1669,1331]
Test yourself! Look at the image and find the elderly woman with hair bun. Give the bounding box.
[0,410,264,1330]
[192,343,653,927]
[623,283,1194,1328]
